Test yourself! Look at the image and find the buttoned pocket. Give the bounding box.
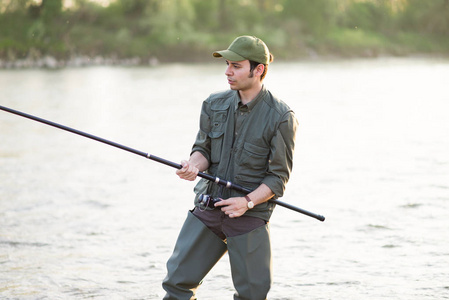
[210,103,229,131]
[236,142,270,182]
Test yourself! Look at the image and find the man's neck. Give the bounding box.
[238,83,263,105]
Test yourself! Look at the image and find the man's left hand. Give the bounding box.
[214,197,248,218]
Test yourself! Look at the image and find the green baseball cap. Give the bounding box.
[213,36,270,65]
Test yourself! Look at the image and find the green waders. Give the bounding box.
[227,224,272,300]
[162,211,228,299]
[162,212,272,300]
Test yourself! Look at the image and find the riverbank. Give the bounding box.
[2,31,448,69]
[2,51,448,70]
[2,1,448,69]
[0,55,158,69]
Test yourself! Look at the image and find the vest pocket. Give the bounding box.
[208,131,224,164]
[236,142,270,182]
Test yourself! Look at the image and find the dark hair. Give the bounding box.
[249,53,274,81]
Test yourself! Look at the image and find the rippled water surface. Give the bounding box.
[1,58,448,299]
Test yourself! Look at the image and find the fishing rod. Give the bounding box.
[0,105,325,222]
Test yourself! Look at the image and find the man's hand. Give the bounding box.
[214,197,248,218]
[214,184,274,218]
[176,152,209,181]
[176,160,199,181]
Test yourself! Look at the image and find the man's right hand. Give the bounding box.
[176,160,199,181]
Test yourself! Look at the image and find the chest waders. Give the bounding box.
[162,212,272,300]
[227,224,271,299]
[162,212,227,299]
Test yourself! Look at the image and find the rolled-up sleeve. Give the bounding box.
[262,111,298,198]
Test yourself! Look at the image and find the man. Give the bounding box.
[162,36,298,300]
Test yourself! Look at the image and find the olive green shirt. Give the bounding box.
[192,86,298,221]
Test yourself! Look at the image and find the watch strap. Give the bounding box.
[245,195,254,209]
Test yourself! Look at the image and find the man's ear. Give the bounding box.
[256,64,265,77]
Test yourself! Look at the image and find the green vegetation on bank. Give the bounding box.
[1,0,448,66]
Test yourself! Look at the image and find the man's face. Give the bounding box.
[225,60,259,91]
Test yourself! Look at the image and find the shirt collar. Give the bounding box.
[234,85,267,111]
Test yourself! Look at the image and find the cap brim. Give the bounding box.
[213,50,246,62]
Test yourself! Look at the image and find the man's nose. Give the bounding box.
[225,66,232,76]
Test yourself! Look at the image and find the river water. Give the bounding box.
[1,58,448,299]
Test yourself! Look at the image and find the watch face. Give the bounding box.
[248,201,254,209]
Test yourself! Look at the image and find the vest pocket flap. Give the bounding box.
[208,131,224,139]
[243,142,269,156]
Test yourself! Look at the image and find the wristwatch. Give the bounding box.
[245,195,254,209]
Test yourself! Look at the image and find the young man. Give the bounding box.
[162,36,298,300]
